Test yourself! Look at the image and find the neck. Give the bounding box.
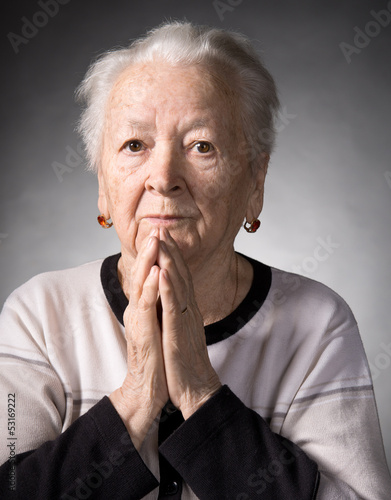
[190,248,241,324]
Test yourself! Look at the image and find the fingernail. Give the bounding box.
[147,236,155,248]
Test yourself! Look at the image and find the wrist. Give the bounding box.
[109,388,159,451]
[180,382,222,420]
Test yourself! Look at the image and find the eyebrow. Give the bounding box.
[185,119,209,129]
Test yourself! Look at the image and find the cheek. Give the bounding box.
[196,160,250,215]
[104,161,141,214]
[103,172,145,244]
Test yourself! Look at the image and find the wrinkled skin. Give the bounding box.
[98,62,268,449]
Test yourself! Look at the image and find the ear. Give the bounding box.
[245,153,269,222]
[97,168,109,217]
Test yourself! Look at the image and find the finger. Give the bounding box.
[160,228,192,278]
[125,265,160,340]
[122,265,168,422]
[159,228,192,284]
[129,229,159,307]
[159,268,183,329]
[160,228,195,301]
[159,269,219,415]
[138,265,160,317]
[156,240,187,310]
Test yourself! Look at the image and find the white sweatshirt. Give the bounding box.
[0,253,389,498]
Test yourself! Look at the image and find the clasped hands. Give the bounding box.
[110,227,222,450]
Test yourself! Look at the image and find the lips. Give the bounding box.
[143,214,186,226]
[144,214,183,219]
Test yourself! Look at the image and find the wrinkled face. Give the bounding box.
[98,61,266,267]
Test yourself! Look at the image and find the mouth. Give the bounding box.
[143,215,186,226]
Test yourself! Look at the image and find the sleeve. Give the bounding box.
[280,324,391,499]
[0,397,159,499]
[159,293,391,499]
[0,290,159,499]
[159,385,320,499]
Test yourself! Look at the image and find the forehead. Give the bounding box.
[107,61,238,128]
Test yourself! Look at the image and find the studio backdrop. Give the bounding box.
[2,0,391,468]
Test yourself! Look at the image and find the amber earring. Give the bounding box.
[244,218,261,233]
[97,215,113,228]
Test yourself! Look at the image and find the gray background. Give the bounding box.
[2,0,390,468]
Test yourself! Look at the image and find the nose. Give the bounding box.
[145,144,185,196]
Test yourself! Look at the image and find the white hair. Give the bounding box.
[76,20,280,172]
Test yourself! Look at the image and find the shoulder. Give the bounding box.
[268,266,358,336]
[2,258,105,312]
[0,258,108,358]
[246,254,356,331]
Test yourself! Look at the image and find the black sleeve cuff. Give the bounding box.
[159,385,318,500]
[0,396,159,499]
[86,396,160,496]
[159,385,243,464]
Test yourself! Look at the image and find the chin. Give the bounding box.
[168,230,198,259]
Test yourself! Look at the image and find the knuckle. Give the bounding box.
[167,302,177,315]
[138,295,153,313]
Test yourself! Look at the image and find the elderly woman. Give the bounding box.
[0,21,390,499]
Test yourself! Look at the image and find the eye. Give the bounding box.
[124,140,143,152]
[194,141,213,154]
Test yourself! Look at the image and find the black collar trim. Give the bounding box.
[100,253,271,346]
